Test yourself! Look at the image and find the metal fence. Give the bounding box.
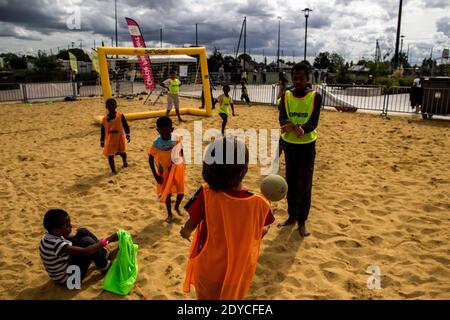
[318,84,414,114]
[1,81,448,118]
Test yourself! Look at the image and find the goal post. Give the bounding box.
[96,46,213,123]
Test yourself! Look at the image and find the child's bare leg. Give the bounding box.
[108,156,116,175]
[176,108,184,122]
[298,221,311,237]
[174,194,184,216]
[221,117,227,135]
[165,194,173,223]
[119,152,128,167]
[165,109,170,117]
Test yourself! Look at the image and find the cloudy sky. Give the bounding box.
[0,0,449,65]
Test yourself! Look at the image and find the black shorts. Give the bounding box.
[219,113,228,120]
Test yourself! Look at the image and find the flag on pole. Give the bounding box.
[125,17,155,89]
[68,51,78,73]
[91,50,100,73]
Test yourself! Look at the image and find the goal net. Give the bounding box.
[96,47,213,123]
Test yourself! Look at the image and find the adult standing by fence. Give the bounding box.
[218,64,225,85]
[410,73,423,114]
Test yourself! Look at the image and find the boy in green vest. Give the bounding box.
[161,70,184,122]
[217,85,235,135]
[277,63,322,237]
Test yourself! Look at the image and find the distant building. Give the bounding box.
[268,62,291,71]
[57,59,93,73]
[349,65,370,73]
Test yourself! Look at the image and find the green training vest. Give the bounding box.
[218,95,233,115]
[169,79,180,95]
[281,90,317,144]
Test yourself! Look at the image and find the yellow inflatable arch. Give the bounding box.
[95,46,213,123]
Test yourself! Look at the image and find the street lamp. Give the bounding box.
[394,0,403,69]
[114,0,118,47]
[302,8,312,62]
[400,35,405,55]
[400,35,405,67]
[277,16,281,71]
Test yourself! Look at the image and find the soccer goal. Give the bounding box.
[95,47,213,123]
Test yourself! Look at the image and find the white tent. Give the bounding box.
[127,54,197,64]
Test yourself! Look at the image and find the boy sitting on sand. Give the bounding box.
[39,209,118,286]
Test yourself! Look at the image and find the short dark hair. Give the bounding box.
[291,63,310,80]
[223,84,230,91]
[105,98,117,108]
[43,209,69,231]
[156,116,172,128]
[202,136,249,191]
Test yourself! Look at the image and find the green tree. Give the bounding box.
[313,52,331,70]
[223,55,238,69]
[0,53,27,69]
[336,64,352,83]
[237,53,253,63]
[367,61,390,77]
[207,47,224,72]
[56,48,91,62]
[420,58,437,76]
[436,64,450,76]
[329,53,344,73]
[33,54,62,72]
[390,52,410,69]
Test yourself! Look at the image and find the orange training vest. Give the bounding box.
[102,112,126,156]
[148,135,185,203]
[183,184,270,300]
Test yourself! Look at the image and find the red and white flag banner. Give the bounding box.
[125,17,155,89]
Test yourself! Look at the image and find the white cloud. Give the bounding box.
[0,0,448,65]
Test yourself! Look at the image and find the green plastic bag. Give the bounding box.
[102,229,138,295]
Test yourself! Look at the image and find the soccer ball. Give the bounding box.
[260,174,288,202]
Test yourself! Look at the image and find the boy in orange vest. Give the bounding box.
[148,116,185,223]
[180,136,275,300]
[100,98,130,175]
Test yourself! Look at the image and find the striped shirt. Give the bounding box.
[39,233,72,284]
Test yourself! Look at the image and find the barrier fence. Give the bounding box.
[1,81,448,117]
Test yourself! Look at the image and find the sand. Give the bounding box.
[0,96,449,300]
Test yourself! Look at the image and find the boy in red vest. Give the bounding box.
[180,136,275,299]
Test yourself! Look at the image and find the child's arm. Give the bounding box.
[148,154,163,184]
[100,123,105,147]
[121,115,131,143]
[160,79,168,90]
[63,232,118,257]
[262,225,270,238]
[180,218,197,242]
[231,102,235,116]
